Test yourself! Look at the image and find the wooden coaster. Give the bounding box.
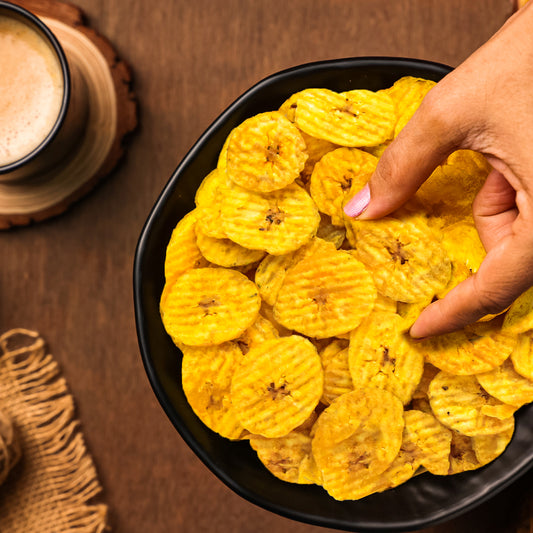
[0,0,137,229]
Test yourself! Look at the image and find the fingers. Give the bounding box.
[409,228,533,338]
[344,88,465,220]
[473,168,518,251]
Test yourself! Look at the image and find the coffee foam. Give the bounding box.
[0,15,64,167]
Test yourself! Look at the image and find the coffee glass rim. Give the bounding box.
[0,0,70,175]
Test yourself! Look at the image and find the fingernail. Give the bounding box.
[344,184,370,218]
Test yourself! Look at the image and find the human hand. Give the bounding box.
[344,3,533,338]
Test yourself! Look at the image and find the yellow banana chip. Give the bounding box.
[236,314,279,355]
[448,431,479,474]
[231,336,323,438]
[294,88,396,147]
[316,213,346,248]
[503,286,533,335]
[383,76,436,137]
[161,267,261,346]
[221,181,320,255]
[428,372,515,436]
[347,216,451,303]
[195,168,224,208]
[510,334,533,380]
[416,150,491,217]
[312,388,404,500]
[319,338,349,369]
[321,346,352,405]
[195,225,266,268]
[472,425,514,466]
[349,312,424,405]
[249,430,318,484]
[414,320,516,375]
[181,341,246,440]
[163,209,210,283]
[310,147,377,226]
[273,249,377,338]
[476,358,533,408]
[403,410,452,476]
[438,221,486,298]
[226,111,307,192]
[300,133,339,185]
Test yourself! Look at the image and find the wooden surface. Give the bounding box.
[1,1,530,532]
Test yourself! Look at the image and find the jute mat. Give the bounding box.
[0,329,108,532]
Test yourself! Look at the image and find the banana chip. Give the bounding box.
[349,312,424,405]
[414,320,516,375]
[231,336,323,438]
[161,267,261,346]
[294,88,396,147]
[195,225,266,268]
[181,341,246,440]
[347,216,451,303]
[312,388,404,500]
[163,209,210,283]
[476,358,533,408]
[321,345,352,405]
[383,76,436,136]
[310,147,377,226]
[221,181,320,255]
[274,249,377,338]
[403,410,452,476]
[226,111,307,192]
[510,334,533,380]
[472,425,514,466]
[428,372,515,437]
[503,286,533,335]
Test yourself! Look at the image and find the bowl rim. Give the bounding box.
[134,56,533,532]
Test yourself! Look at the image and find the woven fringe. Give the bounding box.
[0,329,109,533]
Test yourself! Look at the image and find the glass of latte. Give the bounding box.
[0,1,87,181]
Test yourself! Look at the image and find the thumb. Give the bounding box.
[344,88,465,220]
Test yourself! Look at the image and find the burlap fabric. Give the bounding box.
[0,329,108,532]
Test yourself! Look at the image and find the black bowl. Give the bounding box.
[133,57,533,532]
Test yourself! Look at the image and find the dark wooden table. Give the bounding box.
[2,1,531,532]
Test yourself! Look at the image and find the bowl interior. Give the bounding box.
[134,57,533,532]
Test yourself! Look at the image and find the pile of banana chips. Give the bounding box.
[160,77,533,501]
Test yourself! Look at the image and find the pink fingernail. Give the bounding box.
[344,184,370,218]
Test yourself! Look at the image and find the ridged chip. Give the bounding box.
[438,221,486,298]
[294,88,396,147]
[236,314,279,355]
[321,345,352,405]
[221,181,320,255]
[510,334,533,380]
[195,168,224,208]
[225,111,307,192]
[273,249,377,338]
[310,147,377,226]
[254,238,336,306]
[383,76,436,136]
[249,430,318,484]
[316,213,346,247]
[503,286,533,335]
[428,372,515,436]
[347,216,451,303]
[413,320,517,375]
[300,133,339,185]
[311,388,404,501]
[476,358,533,408]
[160,267,261,346]
[403,410,452,475]
[472,425,514,466]
[416,150,491,217]
[195,225,265,267]
[319,338,349,369]
[349,312,424,405]
[181,341,246,440]
[231,336,323,438]
[448,431,479,474]
[163,209,210,282]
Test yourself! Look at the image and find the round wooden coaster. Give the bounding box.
[0,0,137,229]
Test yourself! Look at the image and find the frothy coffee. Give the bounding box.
[0,15,64,167]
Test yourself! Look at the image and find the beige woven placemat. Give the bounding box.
[0,329,108,532]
